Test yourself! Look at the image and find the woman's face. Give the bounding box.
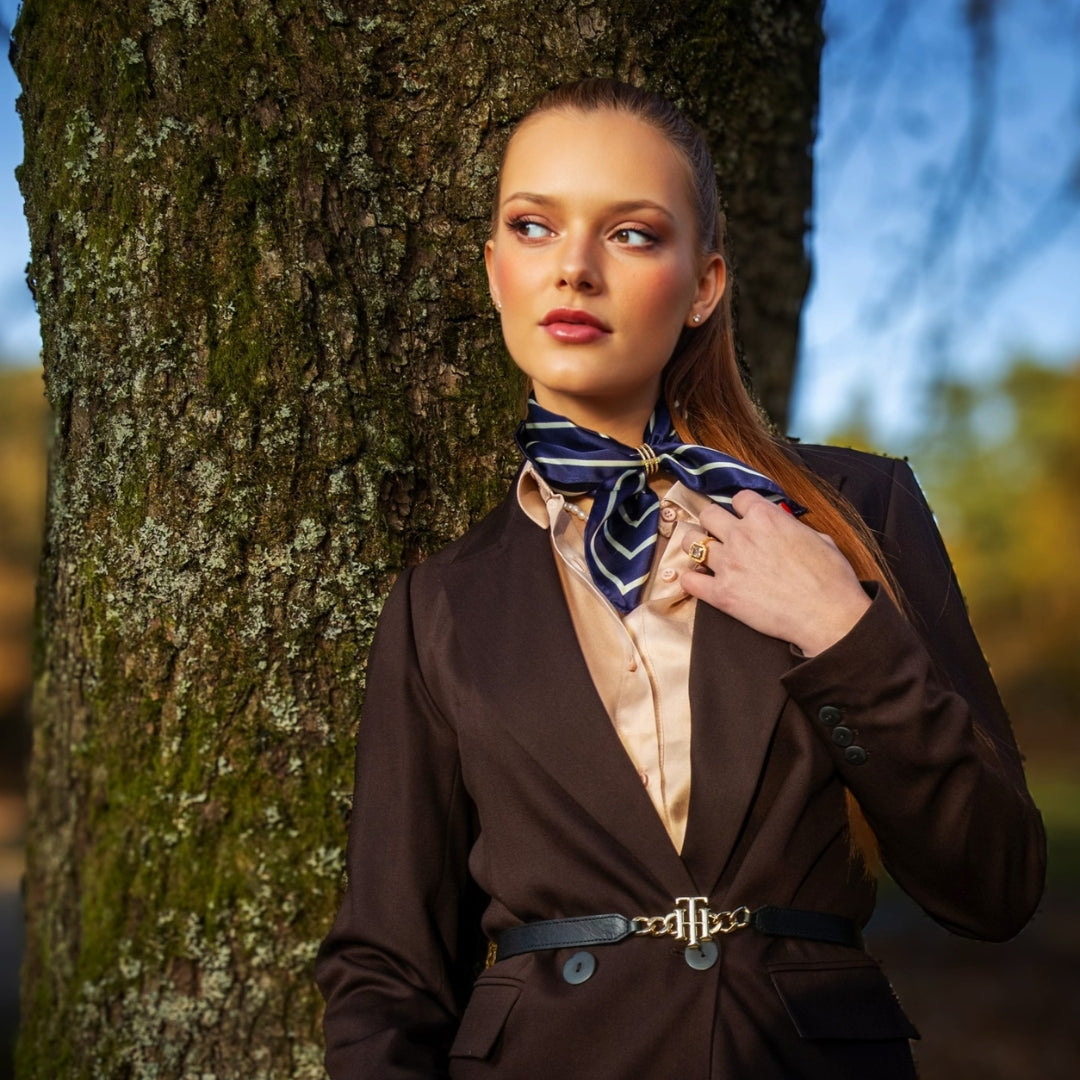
[485,108,724,442]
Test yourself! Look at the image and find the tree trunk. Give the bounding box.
[12,1,820,1075]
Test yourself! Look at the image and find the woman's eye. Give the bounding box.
[612,227,657,247]
[508,218,552,240]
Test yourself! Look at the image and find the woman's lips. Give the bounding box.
[544,322,609,344]
[540,308,611,344]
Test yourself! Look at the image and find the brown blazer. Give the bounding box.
[316,446,1045,1079]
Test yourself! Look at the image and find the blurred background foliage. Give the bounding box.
[0,367,41,797]
[832,355,1080,782]
[917,358,1080,759]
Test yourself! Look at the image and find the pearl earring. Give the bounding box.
[692,313,702,324]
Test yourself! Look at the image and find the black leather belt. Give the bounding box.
[491,899,863,964]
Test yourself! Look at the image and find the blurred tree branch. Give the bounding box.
[820,0,1080,375]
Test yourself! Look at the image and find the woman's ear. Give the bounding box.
[484,238,501,311]
[686,254,726,327]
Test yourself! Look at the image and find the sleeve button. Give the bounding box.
[818,705,843,727]
[830,725,855,748]
[843,745,868,766]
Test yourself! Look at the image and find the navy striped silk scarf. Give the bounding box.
[516,397,800,614]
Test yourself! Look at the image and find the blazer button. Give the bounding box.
[818,705,843,727]
[831,725,855,748]
[684,940,719,970]
[563,951,596,984]
[844,745,868,766]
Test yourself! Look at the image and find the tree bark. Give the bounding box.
[13,1,821,1075]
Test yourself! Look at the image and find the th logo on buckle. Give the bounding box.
[672,896,711,948]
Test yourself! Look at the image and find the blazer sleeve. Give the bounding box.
[315,564,479,1079]
[781,455,1046,941]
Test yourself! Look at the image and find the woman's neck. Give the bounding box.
[532,390,657,447]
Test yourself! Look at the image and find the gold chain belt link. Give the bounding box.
[631,897,751,949]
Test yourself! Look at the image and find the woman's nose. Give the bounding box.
[556,233,601,292]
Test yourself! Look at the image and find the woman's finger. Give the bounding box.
[697,501,735,537]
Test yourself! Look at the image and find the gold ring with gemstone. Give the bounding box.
[688,535,719,565]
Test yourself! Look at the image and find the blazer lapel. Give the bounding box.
[443,499,698,899]
[680,599,796,897]
[681,448,868,894]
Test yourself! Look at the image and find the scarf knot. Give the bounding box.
[516,398,801,613]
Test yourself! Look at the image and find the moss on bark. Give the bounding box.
[14,1,820,1075]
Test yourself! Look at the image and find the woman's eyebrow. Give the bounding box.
[501,191,553,206]
[606,199,675,221]
[501,192,675,221]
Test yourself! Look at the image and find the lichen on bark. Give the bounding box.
[14,1,821,1075]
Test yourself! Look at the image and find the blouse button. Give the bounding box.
[660,567,678,582]
[640,772,649,787]
[628,655,638,672]
[660,505,678,522]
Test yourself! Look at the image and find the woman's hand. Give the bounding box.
[680,490,872,657]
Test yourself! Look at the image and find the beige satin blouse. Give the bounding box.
[517,464,714,853]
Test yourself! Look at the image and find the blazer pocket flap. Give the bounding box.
[450,981,521,1060]
[769,962,920,1041]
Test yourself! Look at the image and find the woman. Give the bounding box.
[316,79,1045,1079]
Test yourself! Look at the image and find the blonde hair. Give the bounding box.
[500,78,898,869]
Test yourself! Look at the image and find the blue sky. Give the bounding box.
[0,2,34,360]
[792,0,1080,445]
[1,0,1078,449]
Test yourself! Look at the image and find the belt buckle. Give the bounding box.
[632,896,750,948]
